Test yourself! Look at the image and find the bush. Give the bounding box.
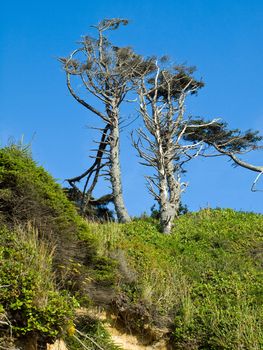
[0,145,122,348]
[0,224,77,346]
[0,144,97,287]
[0,144,80,228]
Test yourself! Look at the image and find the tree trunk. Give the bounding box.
[109,114,130,223]
[166,159,181,218]
[159,171,171,234]
[159,160,181,234]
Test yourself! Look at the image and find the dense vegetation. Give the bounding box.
[86,211,263,349]
[0,145,119,349]
[0,145,262,349]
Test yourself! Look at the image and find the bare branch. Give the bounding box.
[66,72,109,122]
[212,143,263,173]
[251,172,263,192]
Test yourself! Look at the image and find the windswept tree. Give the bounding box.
[133,61,216,233]
[184,121,263,191]
[59,19,155,223]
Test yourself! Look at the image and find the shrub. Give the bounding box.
[0,224,77,345]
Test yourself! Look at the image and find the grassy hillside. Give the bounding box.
[0,145,262,349]
[0,144,119,350]
[86,211,263,349]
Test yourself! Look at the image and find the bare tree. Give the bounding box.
[184,121,263,191]
[59,19,155,223]
[133,61,214,233]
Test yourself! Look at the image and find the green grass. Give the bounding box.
[83,210,263,349]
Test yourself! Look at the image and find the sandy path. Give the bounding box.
[104,322,168,350]
[75,308,169,350]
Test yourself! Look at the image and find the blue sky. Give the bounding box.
[1,0,263,215]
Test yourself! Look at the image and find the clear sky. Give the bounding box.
[1,0,262,215]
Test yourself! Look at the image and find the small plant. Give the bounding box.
[65,315,122,350]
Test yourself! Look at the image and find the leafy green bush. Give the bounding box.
[0,224,77,344]
[0,144,98,290]
[0,144,122,347]
[0,144,81,228]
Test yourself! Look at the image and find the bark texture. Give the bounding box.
[109,111,130,223]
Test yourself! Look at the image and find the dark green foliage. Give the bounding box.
[184,119,262,152]
[0,144,122,290]
[64,187,114,222]
[99,18,129,30]
[0,144,80,229]
[148,65,204,100]
[0,144,93,270]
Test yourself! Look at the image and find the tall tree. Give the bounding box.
[59,19,154,222]
[133,61,215,233]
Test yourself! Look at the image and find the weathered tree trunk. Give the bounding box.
[158,152,172,234]
[159,166,173,234]
[166,159,181,220]
[158,154,181,234]
[109,112,130,223]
